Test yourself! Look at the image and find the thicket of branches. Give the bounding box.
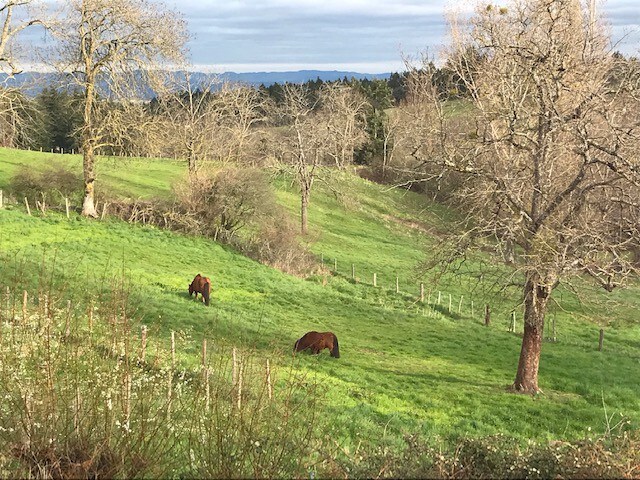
[398,0,640,393]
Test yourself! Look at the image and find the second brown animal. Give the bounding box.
[294,331,340,358]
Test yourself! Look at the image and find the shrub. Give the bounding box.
[8,162,83,208]
[319,432,640,479]
[108,168,315,275]
[174,168,278,239]
[0,276,321,478]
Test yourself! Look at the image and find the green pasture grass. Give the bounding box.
[0,148,639,451]
[0,147,183,199]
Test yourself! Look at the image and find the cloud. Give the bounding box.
[13,0,640,73]
[180,0,454,71]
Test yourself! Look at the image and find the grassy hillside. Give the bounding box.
[1,147,639,454]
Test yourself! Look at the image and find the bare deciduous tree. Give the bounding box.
[0,1,46,147]
[210,82,268,165]
[153,77,267,174]
[319,83,369,169]
[153,72,221,174]
[408,0,640,393]
[0,0,44,75]
[274,83,371,234]
[276,84,320,235]
[52,0,186,217]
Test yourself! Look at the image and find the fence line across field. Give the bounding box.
[8,286,599,355]
[318,253,569,341]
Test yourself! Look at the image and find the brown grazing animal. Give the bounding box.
[294,331,340,358]
[189,274,211,306]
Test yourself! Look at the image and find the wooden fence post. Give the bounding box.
[232,347,237,385]
[437,291,441,305]
[167,331,175,419]
[509,311,516,332]
[140,325,148,363]
[4,286,10,323]
[598,328,604,351]
[471,300,475,319]
[201,338,207,372]
[552,316,557,342]
[22,290,27,323]
[395,276,399,294]
[65,197,70,219]
[124,372,132,430]
[448,294,452,313]
[0,189,3,209]
[373,273,377,287]
[65,300,71,338]
[266,359,272,400]
[237,361,243,410]
[351,264,355,281]
[205,366,210,410]
[458,295,463,314]
[420,283,424,302]
[171,331,176,369]
[101,203,108,220]
[484,304,490,326]
[24,197,31,216]
[202,338,210,408]
[333,258,337,273]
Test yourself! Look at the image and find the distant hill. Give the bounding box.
[1,70,392,97]
[218,69,391,86]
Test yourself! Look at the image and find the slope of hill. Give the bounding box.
[0,147,639,453]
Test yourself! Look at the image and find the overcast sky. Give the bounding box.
[167,0,640,73]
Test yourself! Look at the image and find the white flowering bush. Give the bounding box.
[0,285,321,478]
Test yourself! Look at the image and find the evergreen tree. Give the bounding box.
[34,87,82,151]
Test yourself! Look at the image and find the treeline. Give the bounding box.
[9,49,636,161]
[7,75,400,162]
[2,65,459,164]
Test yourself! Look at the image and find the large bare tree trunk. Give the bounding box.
[188,147,197,176]
[300,184,310,235]
[81,144,98,217]
[81,68,97,218]
[512,274,551,394]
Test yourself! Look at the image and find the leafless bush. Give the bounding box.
[174,168,278,238]
[106,168,315,275]
[324,432,640,479]
[246,219,316,275]
[174,168,314,274]
[8,162,83,207]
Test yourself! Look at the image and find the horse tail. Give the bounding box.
[331,334,340,358]
[203,280,211,306]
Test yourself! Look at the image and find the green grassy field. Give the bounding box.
[1,146,639,452]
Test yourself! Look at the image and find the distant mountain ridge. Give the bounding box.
[1,69,392,97]
[218,69,391,85]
